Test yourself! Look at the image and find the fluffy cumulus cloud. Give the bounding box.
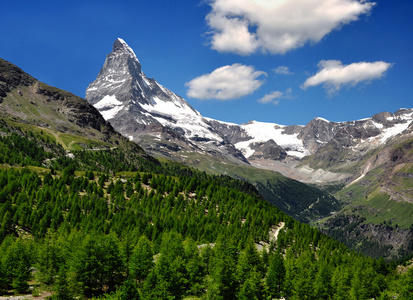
[206,0,375,55]
[301,60,392,95]
[258,88,293,105]
[186,63,266,100]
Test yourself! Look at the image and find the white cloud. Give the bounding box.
[206,0,375,55]
[207,11,260,55]
[258,88,293,105]
[274,66,293,75]
[258,91,283,104]
[301,60,392,95]
[186,63,266,100]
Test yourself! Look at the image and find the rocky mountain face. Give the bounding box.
[86,38,248,165]
[301,110,413,171]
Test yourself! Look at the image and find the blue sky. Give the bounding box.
[1,0,412,125]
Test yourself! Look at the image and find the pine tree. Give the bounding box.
[399,267,413,300]
[154,232,188,298]
[115,279,140,300]
[53,268,73,300]
[12,260,30,293]
[0,210,13,239]
[129,235,154,283]
[237,268,263,300]
[74,235,105,297]
[236,237,261,284]
[183,238,205,296]
[266,252,285,299]
[9,240,33,293]
[206,236,238,300]
[313,263,332,299]
[0,259,8,294]
[102,232,125,292]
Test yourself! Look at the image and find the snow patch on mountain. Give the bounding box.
[379,122,411,143]
[235,121,309,158]
[94,95,124,120]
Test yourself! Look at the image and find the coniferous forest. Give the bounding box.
[0,122,413,300]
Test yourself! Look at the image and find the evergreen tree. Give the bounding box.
[102,232,125,292]
[266,252,285,298]
[206,236,238,300]
[399,268,413,300]
[53,267,73,300]
[236,237,261,284]
[237,268,263,300]
[313,263,332,299]
[0,210,13,240]
[112,279,140,300]
[3,238,32,293]
[129,235,154,283]
[74,235,106,297]
[154,232,188,298]
[0,259,7,294]
[183,238,205,296]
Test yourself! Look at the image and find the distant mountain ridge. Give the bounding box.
[86,39,413,184]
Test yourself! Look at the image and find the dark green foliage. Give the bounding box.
[1,237,33,293]
[266,252,285,298]
[107,279,140,300]
[73,233,125,297]
[52,267,73,300]
[129,235,154,282]
[0,132,55,167]
[0,259,7,294]
[206,236,239,300]
[399,268,413,299]
[256,176,341,223]
[0,124,411,299]
[237,268,263,300]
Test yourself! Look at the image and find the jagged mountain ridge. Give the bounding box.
[85,39,413,184]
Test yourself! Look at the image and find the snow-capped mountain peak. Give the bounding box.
[113,38,140,63]
[86,39,413,170]
[85,38,248,164]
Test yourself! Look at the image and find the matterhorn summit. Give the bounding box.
[85,38,248,163]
